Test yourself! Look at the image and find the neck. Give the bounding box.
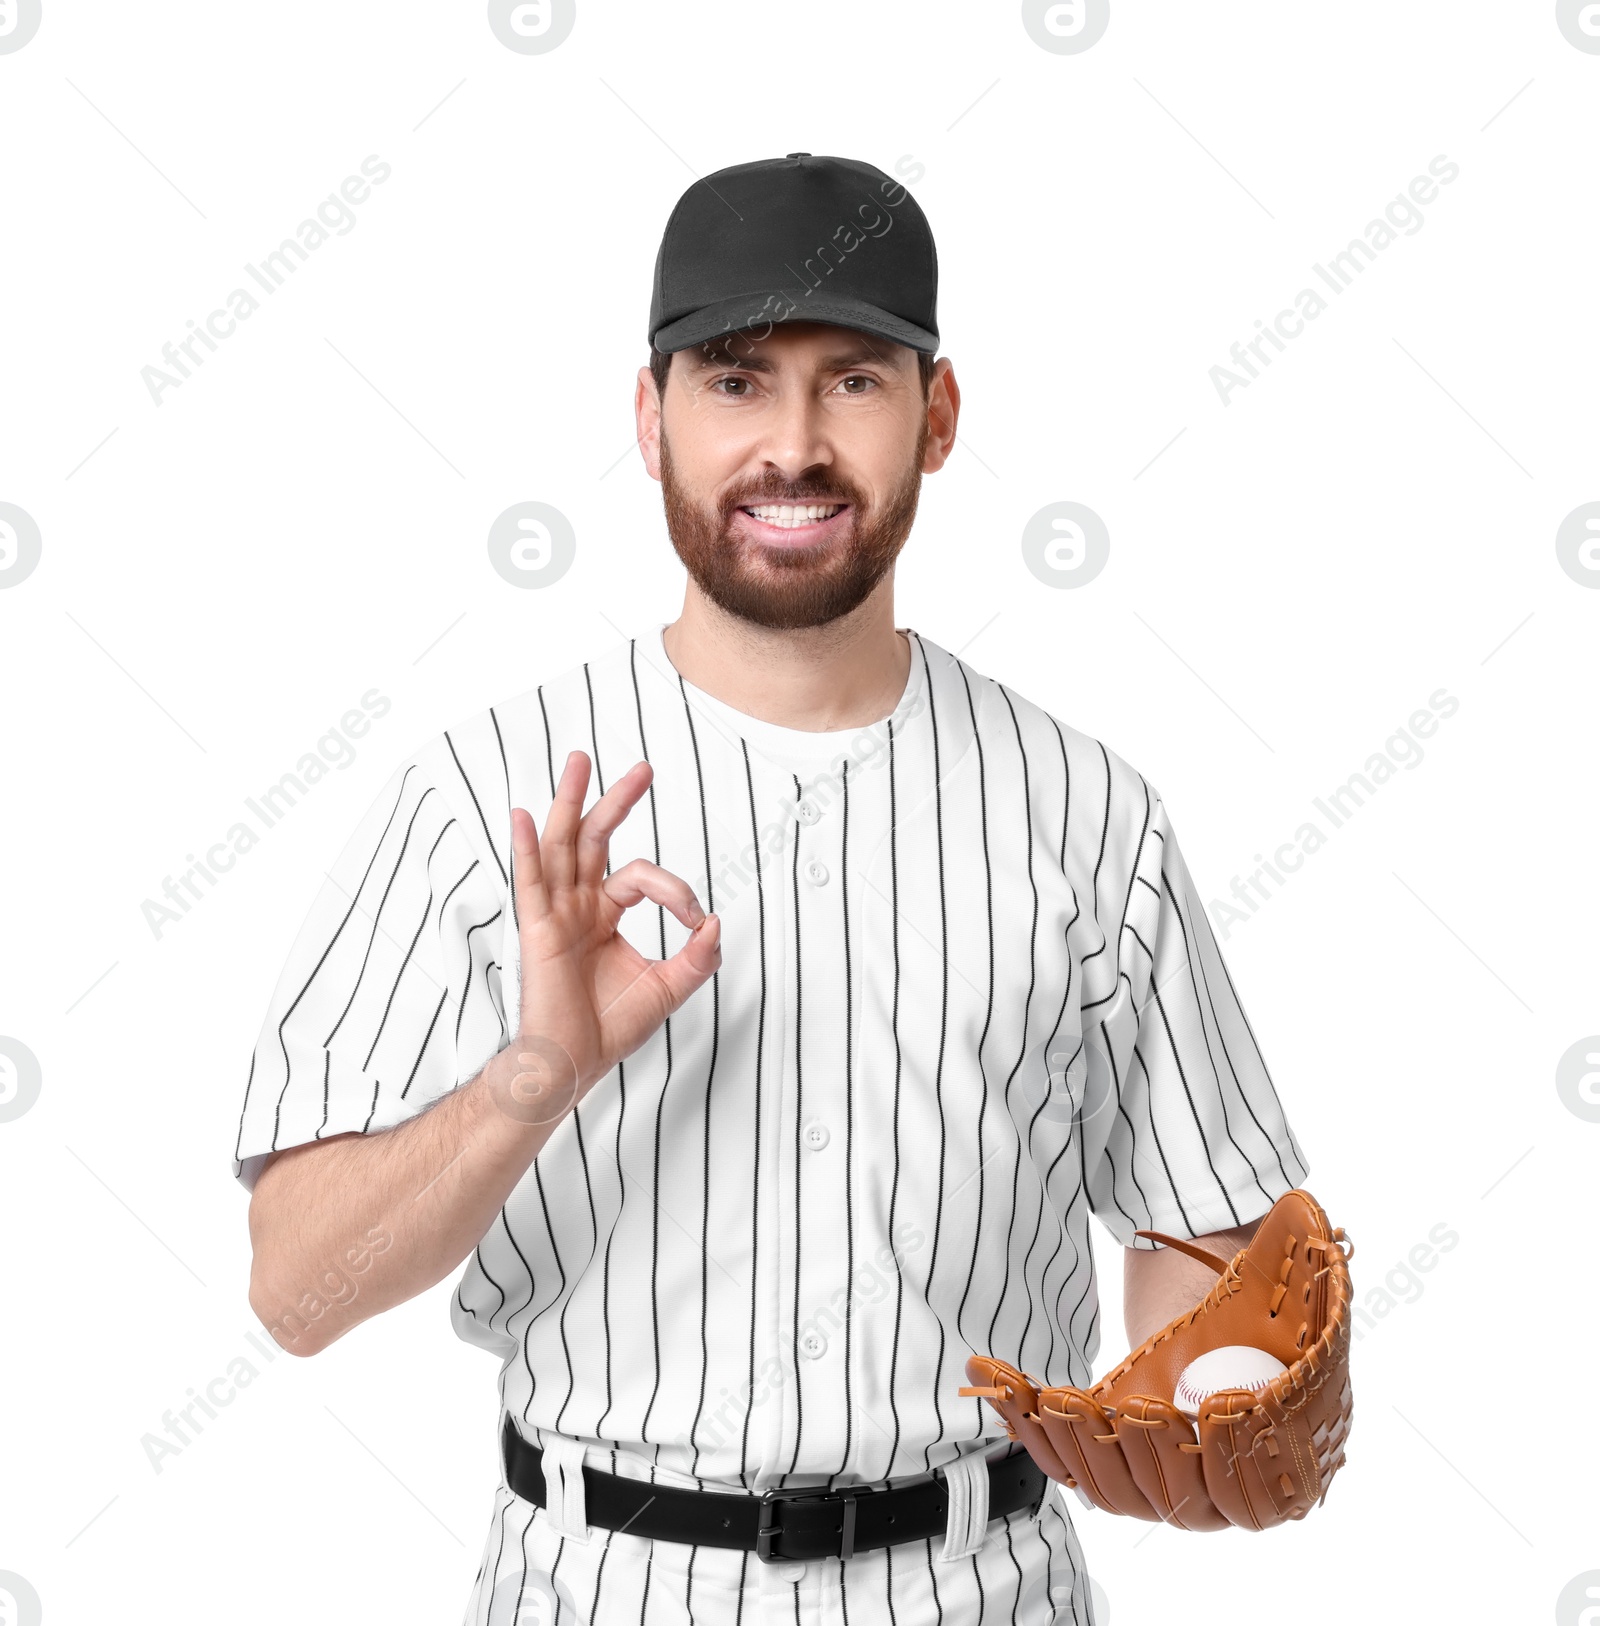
[662,584,910,733]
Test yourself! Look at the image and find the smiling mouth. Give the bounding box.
[736,502,850,534]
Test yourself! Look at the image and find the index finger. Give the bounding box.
[574,760,654,887]
[511,806,550,924]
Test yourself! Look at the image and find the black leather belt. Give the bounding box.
[502,1416,1047,1564]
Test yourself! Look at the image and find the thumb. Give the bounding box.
[649,913,721,1012]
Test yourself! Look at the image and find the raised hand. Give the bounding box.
[504,749,720,1118]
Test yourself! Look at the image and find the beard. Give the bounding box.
[658,413,929,632]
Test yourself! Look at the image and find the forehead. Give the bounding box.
[677,322,915,374]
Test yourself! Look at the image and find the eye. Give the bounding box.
[709,375,753,397]
[838,374,878,394]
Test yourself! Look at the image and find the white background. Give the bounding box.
[1,2,1596,1622]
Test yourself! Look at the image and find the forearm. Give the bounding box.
[246,1043,574,1356]
[1122,1220,1259,1349]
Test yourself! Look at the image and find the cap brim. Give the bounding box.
[654,292,938,357]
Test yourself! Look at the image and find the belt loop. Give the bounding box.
[538,1431,593,1543]
[937,1443,993,1562]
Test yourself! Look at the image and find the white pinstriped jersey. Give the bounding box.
[234,620,1309,1504]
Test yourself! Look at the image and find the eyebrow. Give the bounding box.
[683,346,906,375]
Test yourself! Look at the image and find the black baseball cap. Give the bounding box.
[647,153,939,359]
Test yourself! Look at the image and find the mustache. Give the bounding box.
[723,487,858,511]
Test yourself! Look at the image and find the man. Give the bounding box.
[237,154,1310,1625]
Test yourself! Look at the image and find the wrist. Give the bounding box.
[481,1031,591,1129]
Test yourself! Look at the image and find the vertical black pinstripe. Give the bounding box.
[883,719,907,1481]
[737,739,767,1489]
[357,819,458,1078]
[918,642,954,1471]
[545,667,609,1438]
[836,754,857,1489]
[988,688,1040,1352]
[266,767,420,1150]
[682,662,725,1481]
[1208,947,1298,1186]
[1031,720,1082,1380]
[1161,859,1282,1202]
[1113,783,1176,1228]
[786,770,805,1483]
[627,673,686,1455]
[448,729,507,888]
[952,664,996,1356]
[512,690,562,1432]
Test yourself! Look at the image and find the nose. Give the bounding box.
[756,384,835,485]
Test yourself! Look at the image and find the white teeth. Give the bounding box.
[745,503,844,528]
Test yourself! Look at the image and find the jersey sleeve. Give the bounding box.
[1086,790,1310,1248]
[232,752,510,1193]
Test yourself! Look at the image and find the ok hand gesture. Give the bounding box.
[506,750,720,1114]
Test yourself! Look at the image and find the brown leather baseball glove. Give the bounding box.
[960,1188,1353,1532]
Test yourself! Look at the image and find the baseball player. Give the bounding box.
[236,154,1312,1624]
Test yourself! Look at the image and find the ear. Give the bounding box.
[920,359,960,474]
[636,364,664,482]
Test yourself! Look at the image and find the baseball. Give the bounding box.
[1173,1346,1288,1418]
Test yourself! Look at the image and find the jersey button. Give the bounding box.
[795,798,820,825]
[805,860,829,887]
[800,1330,827,1359]
[774,1562,808,1582]
[803,1121,830,1151]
